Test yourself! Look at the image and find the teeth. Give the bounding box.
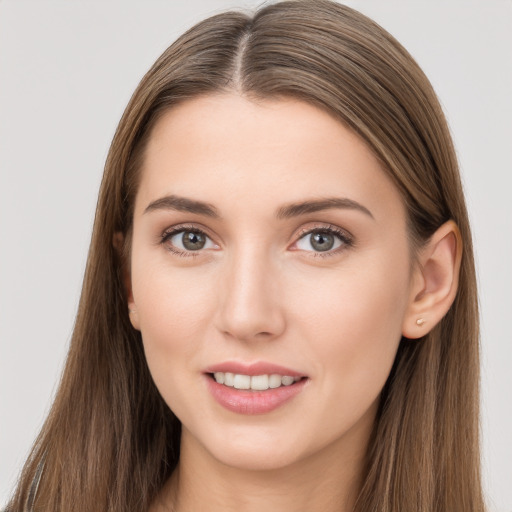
[251,374,269,390]
[269,374,282,388]
[212,372,302,390]
[224,372,235,387]
[233,374,251,390]
[281,376,295,386]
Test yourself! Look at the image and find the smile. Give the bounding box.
[212,372,302,391]
[205,367,308,415]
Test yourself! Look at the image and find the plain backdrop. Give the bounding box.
[1,0,511,510]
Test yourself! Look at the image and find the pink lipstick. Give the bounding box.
[204,361,308,415]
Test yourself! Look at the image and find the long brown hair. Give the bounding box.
[8,1,484,511]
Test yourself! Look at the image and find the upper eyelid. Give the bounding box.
[160,222,353,249]
[161,223,215,240]
[296,224,352,239]
[160,223,353,239]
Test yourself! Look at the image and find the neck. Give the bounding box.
[152,419,373,512]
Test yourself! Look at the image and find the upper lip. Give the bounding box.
[204,361,306,378]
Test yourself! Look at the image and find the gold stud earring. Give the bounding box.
[416,318,426,327]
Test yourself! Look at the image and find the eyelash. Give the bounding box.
[160,223,354,259]
[296,224,354,258]
[160,224,211,259]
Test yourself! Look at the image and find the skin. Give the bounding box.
[125,94,461,512]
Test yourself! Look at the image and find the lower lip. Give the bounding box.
[205,375,308,415]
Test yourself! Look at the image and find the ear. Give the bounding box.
[402,220,462,339]
[113,232,140,331]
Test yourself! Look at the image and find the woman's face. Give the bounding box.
[128,94,416,471]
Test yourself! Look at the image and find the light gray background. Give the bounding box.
[1,1,511,510]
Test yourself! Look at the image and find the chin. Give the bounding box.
[210,442,308,472]
[183,420,340,473]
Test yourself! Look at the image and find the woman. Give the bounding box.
[6,1,485,511]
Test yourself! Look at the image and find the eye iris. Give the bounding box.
[182,231,206,250]
[311,232,334,252]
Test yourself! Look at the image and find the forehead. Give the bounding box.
[135,93,405,224]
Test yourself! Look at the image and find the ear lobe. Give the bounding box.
[402,220,462,339]
[113,232,140,331]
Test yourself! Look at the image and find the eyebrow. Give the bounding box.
[276,197,374,220]
[144,195,220,218]
[143,194,374,220]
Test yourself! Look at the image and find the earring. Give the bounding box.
[416,318,426,327]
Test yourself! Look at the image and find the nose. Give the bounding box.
[214,245,286,343]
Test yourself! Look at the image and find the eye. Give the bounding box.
[161,226,218,257]
[294,226,353,256]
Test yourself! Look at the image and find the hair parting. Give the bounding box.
[8,2,483,511]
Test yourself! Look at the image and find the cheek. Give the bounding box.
[131,254,219,377]
[287,250,411,396]
[130,262,222,424]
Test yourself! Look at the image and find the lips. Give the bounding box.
[204,361,308,415]
[205,361,305,377]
